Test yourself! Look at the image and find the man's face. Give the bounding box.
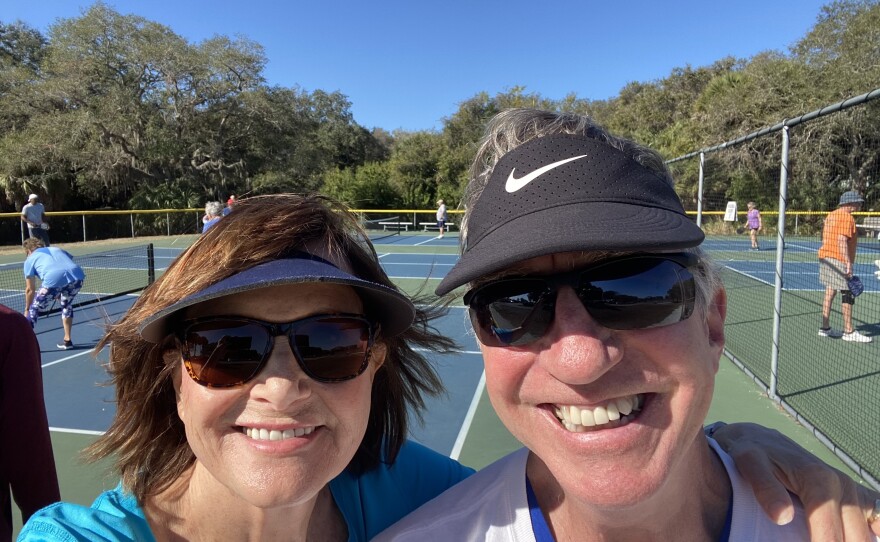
[477,251,727,508]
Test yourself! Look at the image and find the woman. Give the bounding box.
[19,194,878,541]
[19,194,471,541]
[746,201,762,250]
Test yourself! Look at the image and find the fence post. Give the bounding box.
[697,152,705,227]
[131,214,135,238]
[82,215,87,242]
[166,212,171,236]
[769,124,790,399]
[196,211,200,233]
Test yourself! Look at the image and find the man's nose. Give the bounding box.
[534,287,624,385]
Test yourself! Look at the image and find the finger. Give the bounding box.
[730,448,795,524]
[839,485,876,542]
[866,491,880,537]
[802,498,845,542]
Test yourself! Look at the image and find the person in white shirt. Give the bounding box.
[21,193,50,246]
[377,109,880,542]
[435,199,448,239]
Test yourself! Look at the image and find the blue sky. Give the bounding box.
[4,0,831,132]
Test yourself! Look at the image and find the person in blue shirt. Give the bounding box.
[201,201,224,233]
[19,195,878,542]
[22,238,86,350]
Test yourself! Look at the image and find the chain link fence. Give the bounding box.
[669,88,880,488]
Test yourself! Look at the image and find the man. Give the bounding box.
[817,190,871,343]
[20,194,50,246]
[435,199,448,239]
[23,238,86,349]
[378,109,880,541]
[0,304,60,541]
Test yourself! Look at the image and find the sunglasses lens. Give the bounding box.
[469,279,554,347]
[183,320,270,387]
[580,259,695,330]
[466,256,697,347]
[290,316,372,381]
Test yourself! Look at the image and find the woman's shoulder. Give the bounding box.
[329,441,475,540]
[18,485,154,542]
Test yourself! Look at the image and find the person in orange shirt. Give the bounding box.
[817,190,871,342]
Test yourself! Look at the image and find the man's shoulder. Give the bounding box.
[374,448,530,541]
[708,439,811,541]
[18,485,151,541]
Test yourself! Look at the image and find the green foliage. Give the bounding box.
[322,162,401,209]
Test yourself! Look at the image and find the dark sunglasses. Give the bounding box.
[463,253,699,347]
[178,314,376,387]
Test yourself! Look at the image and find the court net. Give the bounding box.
[0,244,156,316]
[360,214,402,243]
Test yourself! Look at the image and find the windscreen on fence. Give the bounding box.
[0,244,156,315]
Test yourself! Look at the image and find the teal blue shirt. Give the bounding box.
[18,441,473,542]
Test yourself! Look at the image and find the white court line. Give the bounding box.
[387,275,445,280]
[415,237,439,246]
[382,253,458,258]
[725,266,775,287]
[49,426,104,436]
[450,370,486,461]
[384,262,455,267]
[786,243,818,253]
[41,349,94,368]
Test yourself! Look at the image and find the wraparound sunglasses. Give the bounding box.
[178,314,376,388]
[463,253,699,347]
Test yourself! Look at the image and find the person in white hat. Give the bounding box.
[20,194,50,246]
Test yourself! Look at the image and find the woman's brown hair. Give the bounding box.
[87,194,452,501]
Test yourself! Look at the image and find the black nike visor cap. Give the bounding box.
[435,134,705,295]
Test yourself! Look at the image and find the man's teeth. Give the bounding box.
[554,394,643,431]
[244,427,315,441]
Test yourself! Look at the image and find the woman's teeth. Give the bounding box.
[243,426,315,441]
[554,394,643,432]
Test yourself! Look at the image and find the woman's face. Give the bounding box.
[174,280,383,509]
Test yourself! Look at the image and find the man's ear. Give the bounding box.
[707,287,727,350]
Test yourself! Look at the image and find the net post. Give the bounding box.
[147,243,156,284]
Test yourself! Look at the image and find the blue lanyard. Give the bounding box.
[526,476,734,541]
[525,476,555,542]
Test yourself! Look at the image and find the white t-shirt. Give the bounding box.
[436,204,447,222]
[22,202,45,227]
[376,438,835,541]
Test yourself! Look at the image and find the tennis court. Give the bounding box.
[7,231,875,536]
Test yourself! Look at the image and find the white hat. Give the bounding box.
[28,194,38,201]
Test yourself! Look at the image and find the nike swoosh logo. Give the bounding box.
[504,155,589,193]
